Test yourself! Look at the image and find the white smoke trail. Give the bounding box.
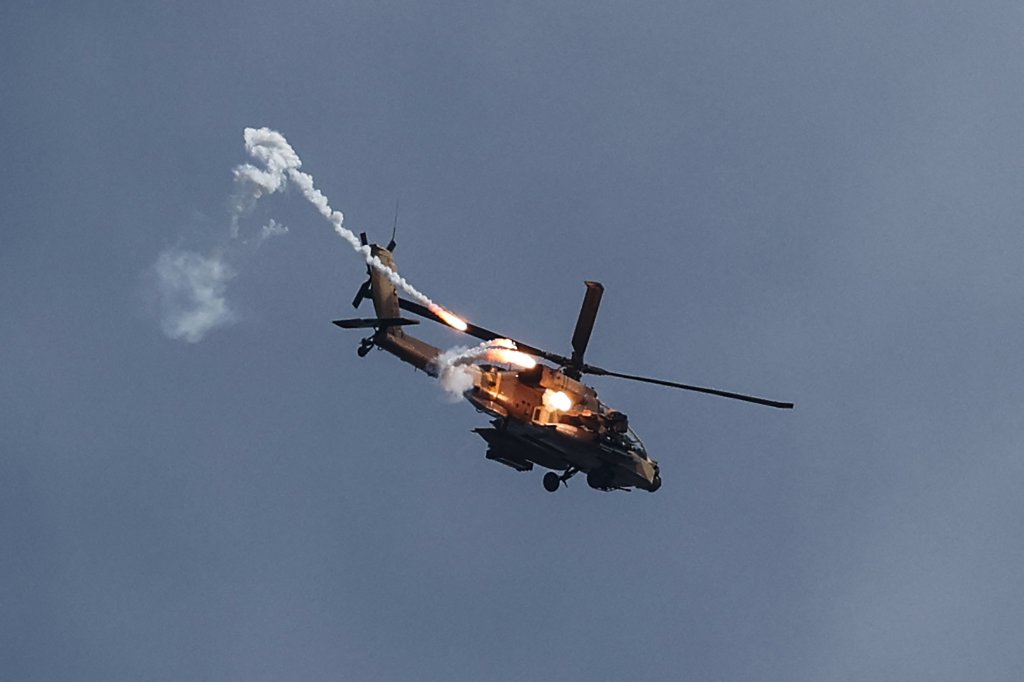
[435,339,512,367]
[152,126,458,343]
[237,127,449,315]
[150,130,300,343]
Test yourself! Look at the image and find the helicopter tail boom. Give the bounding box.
[338,240,442,374]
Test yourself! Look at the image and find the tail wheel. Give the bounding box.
[357,337,374,357]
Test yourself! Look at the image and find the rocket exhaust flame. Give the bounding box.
[429,304,469,332]
[483,348,537,369]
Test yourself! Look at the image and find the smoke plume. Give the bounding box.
[154,249,237,342]
[258,218,288,243]
[431,339,533,400]
[151,161,289,342]
[152,126,460,344]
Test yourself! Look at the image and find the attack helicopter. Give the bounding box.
[334,235,793,493]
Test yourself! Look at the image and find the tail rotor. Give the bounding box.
[352,232,372,309]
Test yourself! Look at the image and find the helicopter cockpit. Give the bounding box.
[598,402,649,460]
[623,425,649,459]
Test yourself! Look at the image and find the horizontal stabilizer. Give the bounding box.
[332,317,420,330]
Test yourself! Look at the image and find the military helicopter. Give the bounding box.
[334,235,793,493]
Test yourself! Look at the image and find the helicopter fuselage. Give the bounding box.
[334,241,661,492]
[466,364,661,491]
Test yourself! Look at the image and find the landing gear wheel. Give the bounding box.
[543,472,561,493]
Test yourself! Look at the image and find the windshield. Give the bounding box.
[624,425,648,459]
[598,400,648,458]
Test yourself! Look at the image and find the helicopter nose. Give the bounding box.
[647,462,662,492]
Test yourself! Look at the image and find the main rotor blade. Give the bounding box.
[396,295,793,408]
[397,297,572,366]
[570,281,604,369]
[583,366,794,409]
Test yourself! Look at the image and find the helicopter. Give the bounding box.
[333,235,793,493]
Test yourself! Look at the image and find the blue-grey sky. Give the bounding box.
[3,2,1023,680]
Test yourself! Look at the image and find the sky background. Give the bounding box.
[3,2,1023,680]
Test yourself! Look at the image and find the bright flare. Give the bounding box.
[484,339,535,368]
[485,348,537,369]
[543,389,573,412]
[430,304,469,332]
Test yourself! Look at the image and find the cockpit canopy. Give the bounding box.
[598,401,649,459]
[624,425,649,459]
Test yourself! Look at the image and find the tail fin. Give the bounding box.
[339,243,409,333]
[335,241,441,373]
[367,244,402,322]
